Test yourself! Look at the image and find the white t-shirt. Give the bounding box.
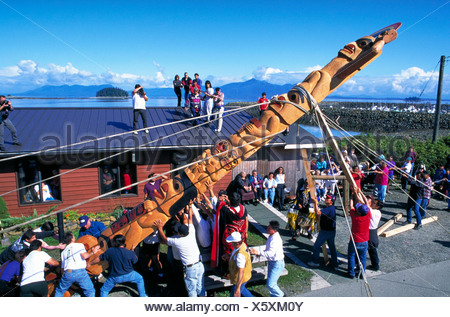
[191,204,212,248]
[21,250,51,286]
[258,232,284,261]
[167,224,201,266]
[264,178,277,189]
[402,162,412,173]
[61,242,87,270]
[275,174,285,184]
[132,93,146,110]
[231,247,246,269]
[369,208,382,230]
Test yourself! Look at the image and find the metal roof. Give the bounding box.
[0,107,323,155]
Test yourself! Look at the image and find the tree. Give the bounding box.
[96,87,129,97]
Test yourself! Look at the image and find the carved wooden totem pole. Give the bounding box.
[78,23,401,276]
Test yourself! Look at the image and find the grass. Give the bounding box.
[214,261,313,297]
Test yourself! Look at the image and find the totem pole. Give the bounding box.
[78,23,401,276]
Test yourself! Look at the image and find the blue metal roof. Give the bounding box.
[0,107,322,155]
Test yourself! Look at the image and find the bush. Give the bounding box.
[0,197,9,219]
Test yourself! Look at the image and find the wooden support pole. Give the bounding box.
[377,213,403,236]
[381,216,438,238]
[314,106,363,205]
[301,148,328,265]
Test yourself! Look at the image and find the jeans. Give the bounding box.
[184,261,205,297]
[174,87,182,107]
[190,105,201,126]
[374,184,387,202]
[133,109,148,130]
[316,187,325,199]
[0,118,19,146]
[100,271,147,297]
[420,198,429,218]
[212,106,224,131]
[275,184,285,209]
[55,268,95,297]
[347,241,368,277]
[264,188,275,205]
[267,260,285,297]
[368,240,379,269]
[312,230,338,267]
[230,282,253,297]
[407,198,423,225]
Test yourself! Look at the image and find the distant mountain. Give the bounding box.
[18,84,113,97]
[147,79,296,100]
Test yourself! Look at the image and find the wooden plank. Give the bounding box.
[377,213,403,236]
[381,216,438,238]
[301,149,329,264]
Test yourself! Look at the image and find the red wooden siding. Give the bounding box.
[1,162,232,218]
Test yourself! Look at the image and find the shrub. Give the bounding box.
[0,197,9,219]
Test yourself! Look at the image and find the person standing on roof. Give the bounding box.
[132,84,149,135]
[213,87,224,132]
[182,72,192,107]
[188,87,202,126]
[258,92,269,116]
[0,95,21,152]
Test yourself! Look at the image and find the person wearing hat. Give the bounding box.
[249,220,285,297]
[347,197,371,279]
[154,204,205,297]
[91,234,147,297]
[307,194,339,270]
[78,215,107,239]
[404,146,417,175]
[400,157,413,190]
[207,182,229,212]
[188,86,202,126]
[225,231,253,297]
[132,84,149,134]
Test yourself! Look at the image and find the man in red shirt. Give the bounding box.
[347,201,371,279]
[258,92,269,116]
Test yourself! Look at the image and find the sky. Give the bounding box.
[0,0,449,98]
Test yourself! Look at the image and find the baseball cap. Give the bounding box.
[226,232,242,243]
[355,203,369,216]
[177,224,189,236]
[79,215,89,227]
[407,157,412,161]
[218,190,227,196]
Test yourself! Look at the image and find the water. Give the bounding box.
[299,124,360,139]
[10,97,243,108]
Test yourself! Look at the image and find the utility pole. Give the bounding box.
[432,55,445,143]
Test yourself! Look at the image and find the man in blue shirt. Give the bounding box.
[78,216,106,238]
[307,194,339,270]
[92,234,147,297]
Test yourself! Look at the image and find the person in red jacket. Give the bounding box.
[347,197,371,279]
[258,92,269,116]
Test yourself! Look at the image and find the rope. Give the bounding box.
[320,114,450,235]
[0,101,268,163]
[0,128,282,235]
[0,102,264,198]
[312,109,373,296]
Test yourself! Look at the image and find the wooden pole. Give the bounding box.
[432,55,445,143]
[314,106,364,206]
[301,148,328,264]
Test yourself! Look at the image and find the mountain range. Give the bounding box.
[12,80,448,101]
[14,80,297,100]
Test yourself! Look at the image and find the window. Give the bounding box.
[17,159,61,204]
[99,163,137,196]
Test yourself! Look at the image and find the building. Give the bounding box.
[0,106,324,217]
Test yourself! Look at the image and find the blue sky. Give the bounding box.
[0,0,449,98]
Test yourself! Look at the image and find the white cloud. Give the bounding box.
[0,60,172,93]
[0,60,448,98]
